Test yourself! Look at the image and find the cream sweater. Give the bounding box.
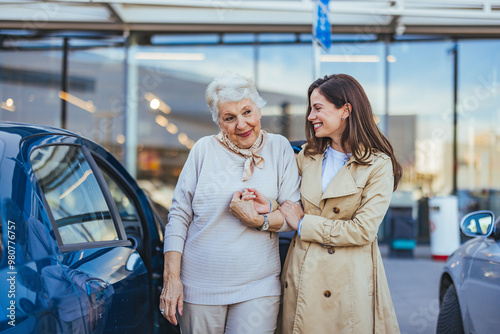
[164,133,301,305]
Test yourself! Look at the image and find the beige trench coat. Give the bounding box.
[278,148,400,334]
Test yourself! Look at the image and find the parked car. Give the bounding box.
[436,210,500,334]
[0,121,176,333]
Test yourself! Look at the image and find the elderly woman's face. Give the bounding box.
[218,98,262,149]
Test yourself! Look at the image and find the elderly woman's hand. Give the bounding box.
[279,200,304,231]
[160,252,183,326]
[160,276,183,325]
[230,191,263,228]
[241,188,271,214]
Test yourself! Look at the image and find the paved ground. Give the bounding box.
[380,245,445,334]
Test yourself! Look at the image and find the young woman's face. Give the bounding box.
[308,88,348,143]
[218,98,262,149]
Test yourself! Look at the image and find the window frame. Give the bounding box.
[30,142,130,252]
[91,152,151,257]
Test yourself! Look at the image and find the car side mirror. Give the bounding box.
[460,211,495,238]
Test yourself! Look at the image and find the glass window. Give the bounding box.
[299,34,313,43]
[257,44,312,141]
[320,41,385,120]
[457,39,500,214]
[30,145,118,245]
[388,40,454,196]
[222,34,256,44]
[66,39,126,159]
[132,43,252,184]
[0,37,62,127]
[98,164,143,243]
[258,33,297,43]
[151,34,219,45]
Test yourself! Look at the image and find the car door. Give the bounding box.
[87,144,173,333]
[24,134,151,333]
[462,237,500,333]
[0,132,82,333]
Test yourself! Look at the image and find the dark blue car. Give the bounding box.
[0,122,174,333]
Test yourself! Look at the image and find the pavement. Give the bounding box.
[380,245,445,334]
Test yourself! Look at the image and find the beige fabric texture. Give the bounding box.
[278,148,400,334]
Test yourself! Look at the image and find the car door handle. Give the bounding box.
[85,278,113,331]
[85,278,110,304]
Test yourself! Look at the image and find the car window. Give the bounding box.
[30,145,119,245]
[0,204,3,259]
[0,139,4,258]
[150,199,165,244]
[97,166,144,247]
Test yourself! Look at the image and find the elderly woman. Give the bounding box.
[159,72,300,334]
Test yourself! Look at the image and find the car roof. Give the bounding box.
[0,121,93,165]
[0,121,81,139]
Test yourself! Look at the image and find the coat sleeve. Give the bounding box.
[275,136,302,232]
[163,141,201,254]
[300,157,394,247]
[276,137,301,205]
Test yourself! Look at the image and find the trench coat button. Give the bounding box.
[323,290,331,298]
[285,281,288,288]
[333,207,340,214]
[328,247,335,254]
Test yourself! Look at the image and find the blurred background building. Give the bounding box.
[1,0,499,244]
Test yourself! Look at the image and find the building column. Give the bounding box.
[383,34,390,137]
[124,34,138,178]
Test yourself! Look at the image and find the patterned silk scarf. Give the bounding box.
[216,130,266,181]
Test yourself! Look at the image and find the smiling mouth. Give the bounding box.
[313,123,323,130]
[238,130,253,137]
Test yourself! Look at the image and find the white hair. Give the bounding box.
[205,72,266,123]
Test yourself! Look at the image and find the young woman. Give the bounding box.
[277,74,402,333]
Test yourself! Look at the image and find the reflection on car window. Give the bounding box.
[30,145,118,245]
[98,166,143,242]
[0,203,3,259]
[0,139,4,258]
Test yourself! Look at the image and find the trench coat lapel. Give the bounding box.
[321,152,376,200]
[301,150,377,208]
[321,163,358,200]
[300,153,324,209]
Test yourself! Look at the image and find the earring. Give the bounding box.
[342,116,346,121]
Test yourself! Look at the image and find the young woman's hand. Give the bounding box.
[241,188,271,214]
[279,200,304,231]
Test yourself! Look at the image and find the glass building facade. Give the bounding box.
[1,29,499,242]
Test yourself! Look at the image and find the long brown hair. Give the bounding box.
[304,74,402,190]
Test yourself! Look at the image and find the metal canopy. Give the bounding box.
[0,0,500,37]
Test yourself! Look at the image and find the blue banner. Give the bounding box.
[314,0,331,50]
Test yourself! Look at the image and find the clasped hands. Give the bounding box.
[229,188,268,228]
[229,188,304,231]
